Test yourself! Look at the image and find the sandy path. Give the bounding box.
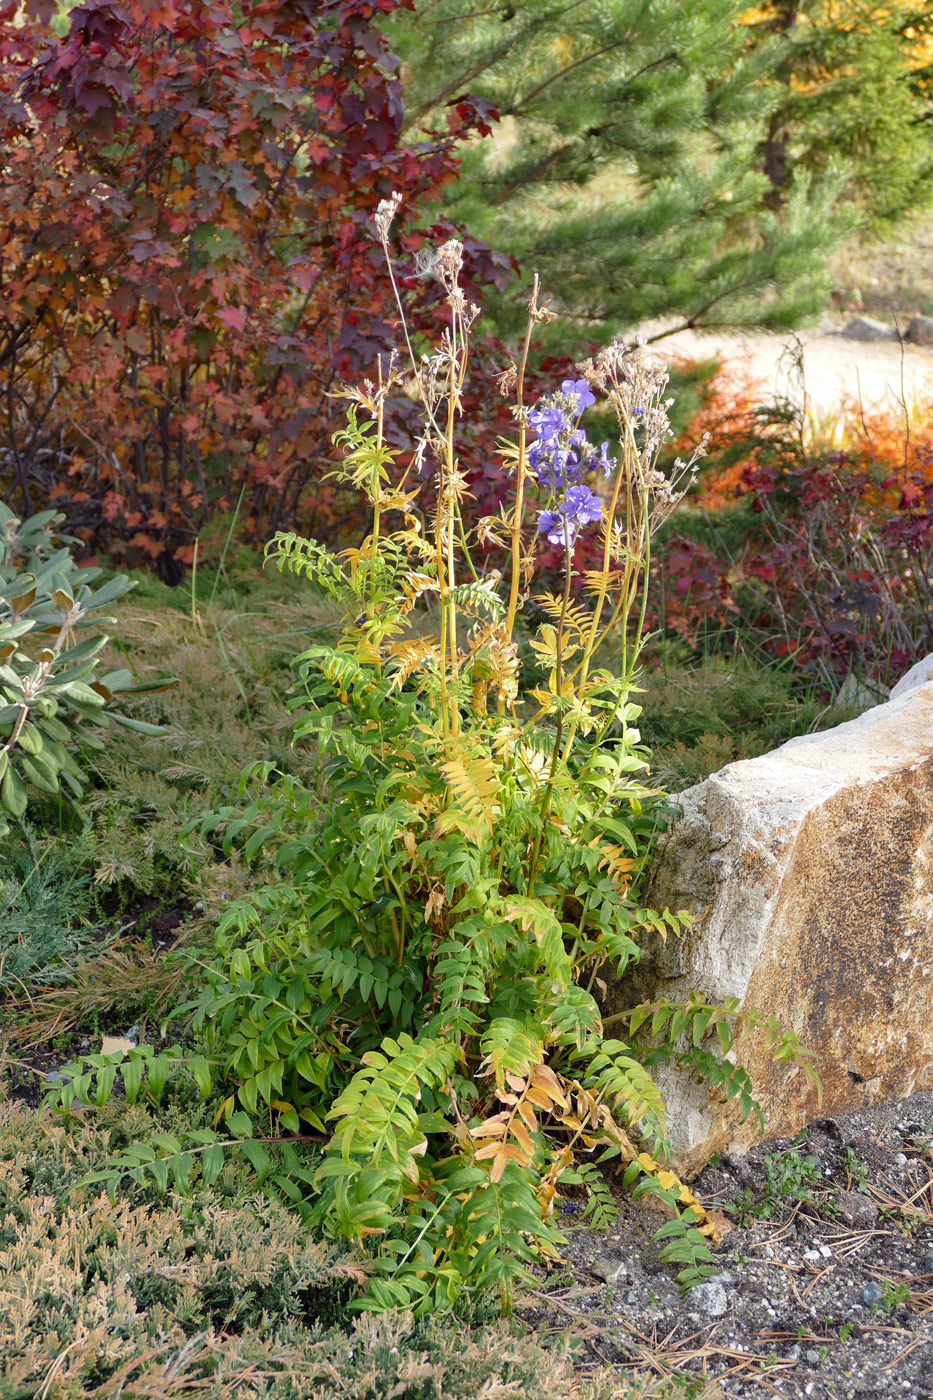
[650,325,933,420]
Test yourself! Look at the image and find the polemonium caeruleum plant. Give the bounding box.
[64,202,819,1318]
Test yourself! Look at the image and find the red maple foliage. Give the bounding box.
[0,0,510,577]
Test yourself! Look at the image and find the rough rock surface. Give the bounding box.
[840,315,899,342]
[890,650,933,701]
[607,677,933,1177]
[908,313,933,347]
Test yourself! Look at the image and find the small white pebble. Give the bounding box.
[803,1249,820,1261]
[805,1387,815,1397]
[765,1246,774,1258]
[819,1244,832,1257]
[894,1152,908,1166]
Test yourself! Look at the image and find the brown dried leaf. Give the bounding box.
[510,1120,535,1161]
[469,1116,508,1140]
[517,1098,538,1132]
[706,1208,734,1246]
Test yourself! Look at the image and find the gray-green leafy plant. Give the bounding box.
[732,1142,822,1223]
[0,504,169,834]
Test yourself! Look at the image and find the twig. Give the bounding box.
[802,1264,834,1298]
[881,1336,933,1370]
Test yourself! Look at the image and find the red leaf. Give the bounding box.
[216,307,247,332]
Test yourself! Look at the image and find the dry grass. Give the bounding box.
[0,1094,683,1400]
[827,210,933,320]
[6,939,192,1047]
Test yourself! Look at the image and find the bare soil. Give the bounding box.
[520,1093,933,1399]
[654,324,933,421]
[642,214,933,420]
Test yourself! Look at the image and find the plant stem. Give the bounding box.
[562,406,639,762]
[446,311,459,737]
[370,384,385,615]
[502,277,539,697]
[437,519,450,742]
[526,526,572,891]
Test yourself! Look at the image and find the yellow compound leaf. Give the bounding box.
[469,1118,508,1140]
[517,1098,538,1132]
[510,1119,535,1161]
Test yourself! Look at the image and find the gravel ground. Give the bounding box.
[520,1092,933,1399]
[644,321,933,420]
[641,213,933,421]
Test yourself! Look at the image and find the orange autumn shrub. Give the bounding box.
[654,362,933,688]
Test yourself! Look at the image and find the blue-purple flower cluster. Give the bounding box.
[528,378,613,548]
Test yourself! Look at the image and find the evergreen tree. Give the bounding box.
[745,1,933,232]
[388,0,851,338]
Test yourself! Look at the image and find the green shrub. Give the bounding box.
[0,836,101,987]
[0,504,170,836]
[55,231,815,1319]
[138,232,817,1316]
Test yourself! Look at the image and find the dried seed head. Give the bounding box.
[576,356,608,392]
[526,273,554,324]
[374,191,403,241]
[414,246,439,278]
[495,364,518,397]
[436,238,464,282]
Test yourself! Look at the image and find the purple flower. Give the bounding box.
[528,405,567,444]
[537,484,603,548]
[526,385,610,543]
[537,509,574,547]
[562,484,603,525]
[561,377,596,412]
[534,446,582,492]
